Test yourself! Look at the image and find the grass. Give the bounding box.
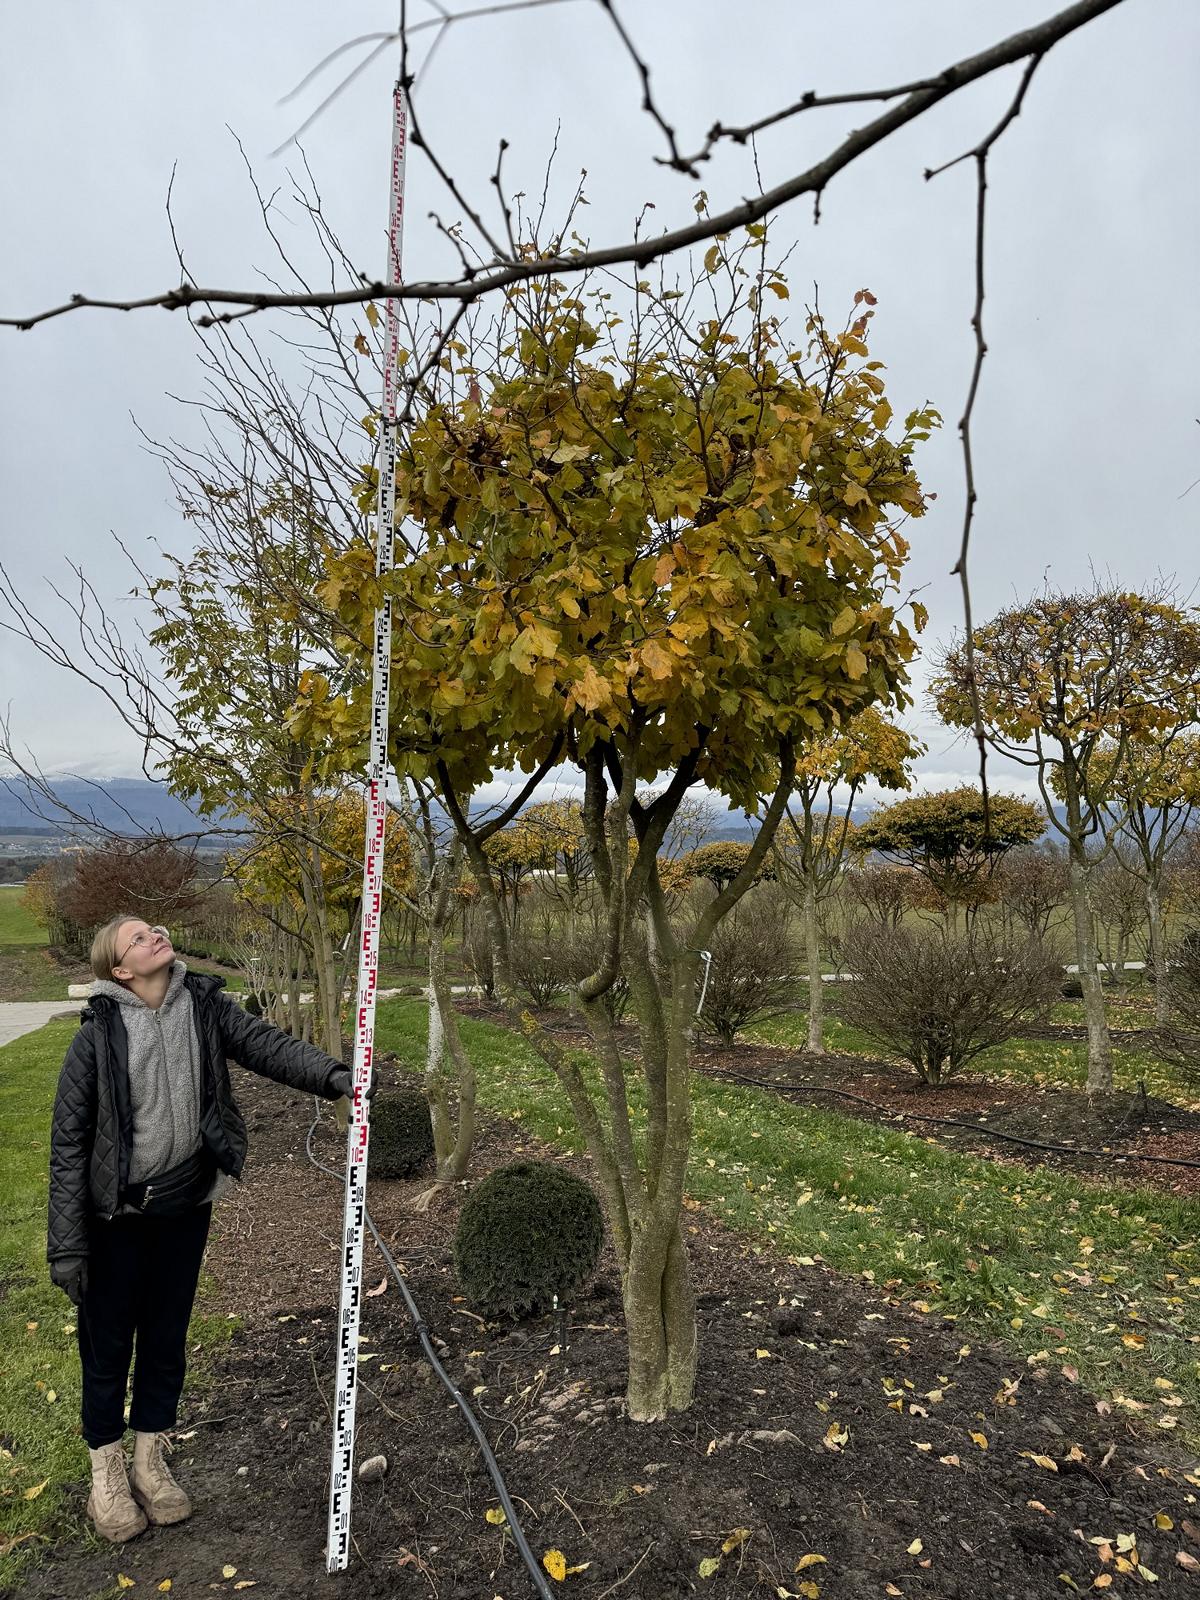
[376,996,1200,1448]
[745,1006,1200,1106]
[0,887,83,1004]
[0,1021,234,1588]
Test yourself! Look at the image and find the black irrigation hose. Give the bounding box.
[306,1104,555,1600]
[701,1068,1200,1173]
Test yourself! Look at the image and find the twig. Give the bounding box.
[552,1486,588,1538]
[597,1541,654,1599]
[927,51,1045,834]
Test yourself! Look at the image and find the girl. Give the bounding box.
[47,915,359,1544]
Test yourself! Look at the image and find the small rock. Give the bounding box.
[237,1466,249,1477]
[358,1454,389,1483]
[738,1428,802,1447]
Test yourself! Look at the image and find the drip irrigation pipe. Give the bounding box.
[701,1068,1200,1172]
[306,1102,554,1600]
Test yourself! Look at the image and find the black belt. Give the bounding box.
[120,1149,215,1215]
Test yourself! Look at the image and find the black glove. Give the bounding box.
[50,1256,88,1308]
[329,1068,377,1103]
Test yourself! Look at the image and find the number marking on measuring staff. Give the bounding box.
[326,78,408,1576]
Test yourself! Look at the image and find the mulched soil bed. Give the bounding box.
[18,1063,1200,1600]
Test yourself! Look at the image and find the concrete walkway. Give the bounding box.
[0,1001,79,1048]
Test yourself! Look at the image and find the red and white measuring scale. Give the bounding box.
[325,77,408,1575]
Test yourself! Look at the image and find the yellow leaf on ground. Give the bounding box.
[907,1538,924,1555]
[485,1508,507,1525]
[158,1584,172,1593]
[543,1549,567,1581]
[116,1580,135,1592]
[233,1585,257,1593]
[222,1565,238,1578]
[1020,1452,1059,1472]
[795,1553,826,1570]
[970,1432,988,1450]
[722,1528,751,1555]
[1155,1513,1173,1531]
[699,1556,721,1579]
[22,1480,48,1500]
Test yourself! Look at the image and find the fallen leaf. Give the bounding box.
[1028,1500,1052,1515]
[22,1480,47,1501]
[158,1584,172,1594]
[1093,1577,1112,1590]
[485,1508,507,1526]
[970,1432,988,1451]
[1176,1551,1200,1572]
[233,1585,257,1593]
[1021,1452,1059,1472]
[822,1422,849,1452]
[939,1454,962,1467]
[885,1587,903,1597]
[365,1279,388,1298]
[1155,1513,1174,1531]
[755,1349,772,1360]
[795,1554,827,1571]
[222,1565,238,1578]
[722,1528,751,1555]
[543,1549,568,1581]
[1062,1365,1079,1383]
[698,1556,721,1579]
[566,1562,591,1576]
[116,1580,135,1592]
[907,1538,923,1556]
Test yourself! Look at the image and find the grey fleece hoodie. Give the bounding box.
[91,960,205,1184]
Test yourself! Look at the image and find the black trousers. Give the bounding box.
[78,1205,212,1449]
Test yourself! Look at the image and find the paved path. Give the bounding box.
[0,1001,79,1048]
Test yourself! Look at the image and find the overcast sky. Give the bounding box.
[0,0,1196,812]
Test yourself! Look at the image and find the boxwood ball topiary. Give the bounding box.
[368,1085,435,1179]
[453,1161,603,1320]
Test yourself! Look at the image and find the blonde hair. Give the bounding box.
[90,914,144,983]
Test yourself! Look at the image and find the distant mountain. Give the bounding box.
[0,776,229,840]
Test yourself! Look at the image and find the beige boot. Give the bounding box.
[86,1441,148,1543]
[131,1431,192,1525]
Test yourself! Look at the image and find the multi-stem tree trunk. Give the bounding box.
[803,880,825,1055]
[1066,835,1112,1093]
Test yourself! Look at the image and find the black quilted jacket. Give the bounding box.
[48,970,345,1263]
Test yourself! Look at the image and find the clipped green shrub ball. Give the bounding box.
[369,1085,435,1179]
[453,1161,603,1319]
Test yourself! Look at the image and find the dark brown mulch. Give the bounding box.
[16,1063,1200,1600]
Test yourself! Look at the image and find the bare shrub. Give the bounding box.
[1157,928,1200,1073]
[697,897,799,1045]
[509,918,568,1008]
[462,908,496,999]
[838,922,1062,1086]
[844,864,924,929]
[993,843,1068,941]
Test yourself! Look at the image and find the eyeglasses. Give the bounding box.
[115,926,171,966]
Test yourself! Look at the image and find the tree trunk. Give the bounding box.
[803,880,825,1054]
[1067,840,1112,1094]
[425,904,477,1183]
[1147,880,1170,1027]
[623,1219,698,1420]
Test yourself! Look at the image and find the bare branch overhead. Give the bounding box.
[1,0,1126,332]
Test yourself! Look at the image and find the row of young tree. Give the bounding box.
[6,184,1200,1422]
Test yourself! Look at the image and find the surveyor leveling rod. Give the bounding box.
[325,77,408,1575]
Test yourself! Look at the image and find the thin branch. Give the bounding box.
[2,0,1126,331]
[928,51,1045,835]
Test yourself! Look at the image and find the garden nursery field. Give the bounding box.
[6,888,1200,1600]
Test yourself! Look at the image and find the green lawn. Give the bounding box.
[0,1022,231,1588]
[746,1006,1200,1106]
[376,997,1200,1447]
[0,887,86,1002]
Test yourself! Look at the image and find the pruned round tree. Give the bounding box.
[933,587,1200,1093]
[296,236,938,1419]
